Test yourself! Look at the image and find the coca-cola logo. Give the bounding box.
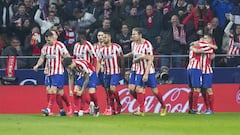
[236,90,240,104]
[119,87,204,113]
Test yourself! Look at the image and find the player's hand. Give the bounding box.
[133,58,139,63]
[69,90,73,96]
[142,74,148,82]
[33,65,38,71]
[77,90,83,96]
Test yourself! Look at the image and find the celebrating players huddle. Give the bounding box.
[33,27,216,117]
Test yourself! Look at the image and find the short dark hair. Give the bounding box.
[62,57,73,68]
[45,30,53,37]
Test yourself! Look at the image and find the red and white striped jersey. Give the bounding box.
[73,41,97,64]
[130,42,137,71]
[93,42,105,72]
[228,35,240,56]
[200,53,213,74]
[134,40,155,75]
[99,43,123,75]
[187,45,202,69]
[42,41,69,75]
[74,59,95,76]
[199,41,214,74]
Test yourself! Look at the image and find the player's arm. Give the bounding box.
[96,58,102,74]
[208,44,218,50]
[190,46,205,53]
[33,54,45,71]
[123,52,133,58]
[67,69,74,96]
[81,73,90,93]
[142,54,153,82]
[144,55,154,75]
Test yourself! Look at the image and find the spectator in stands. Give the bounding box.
[1,36,27,69]
[123,6,140,29]
[91,18,116,43]
[24,25,43,56]
[182,0,213,39]
[11,3,32,45]
[0,0,14,34]
[154,0,164,15]
[88,0,103,27]
[159,15,187,68]
[23,0,38,21]
[139,4,163,49]
[205,17,224,53]
[116,23,132,68]
[211,0,233,28]
[224,14,240,67]
[172,0,188,16]
[69,7,96,32]
[24,25,44,68]
[34,4,60,35]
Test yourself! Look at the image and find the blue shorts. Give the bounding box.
[104,74,120,88]
[128,71,136,85]
[44,75,50,86]
[202,73,213,88]
[75,72,98,88]
[97,72,105,86]
[135,73,157,88]
[187,69,202,88]
[46,74,64,89]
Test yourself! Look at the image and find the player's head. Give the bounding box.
[62,57,74,69]
[131,27,144,41]
[102,30,111,45]
[77,29,87,43]
[202,33,213,43]
[44,29,58,45]
[97,31,104,43]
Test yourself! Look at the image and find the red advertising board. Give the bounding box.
[0,84,240,114]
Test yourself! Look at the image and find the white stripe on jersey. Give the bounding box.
[134,40,155,75]
[42,41,69,75]
[73,41,97,64]
[99,43,123,75]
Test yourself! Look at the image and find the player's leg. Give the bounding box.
[88,72,100,116]
[110,74,121,114]
[190,69,202,114]
[202,73,214,114]
[128,71,137,99]
[187,69,194,112]
[148,73,166,116]
[133,74,145,116]
[42,75,59,116]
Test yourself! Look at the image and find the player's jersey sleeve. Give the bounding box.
[145,41,153,55]
[87,42,97,58]
[58,42,69,55]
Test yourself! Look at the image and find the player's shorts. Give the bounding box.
[44,75,50,86]
[135,73,157,88]
[146,73,157,88]
[104,74,120,88]
[75,72,98,88]
[97,72,105,86]
[128,71,136,85]
[187,69,202,88]
[202,73,213,88]
[47,74,64,89]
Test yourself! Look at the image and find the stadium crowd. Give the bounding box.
[0,0,240,69]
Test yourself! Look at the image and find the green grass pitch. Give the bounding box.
[0,113,239,135]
